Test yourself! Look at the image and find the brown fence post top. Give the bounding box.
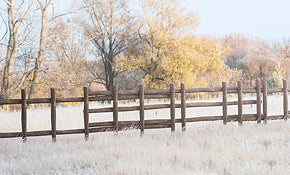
[256,80,261,124]
[21,89,27,141]
[83,87,89,139]
[113,85,119,133]
[181,83,186,131]
[263,80,268,124]
[170,84,175,132]
[222,82,227,125]
[51,88,57,141]
[237,81,243,125]
[283,80,288,120]
[139,84,145,135]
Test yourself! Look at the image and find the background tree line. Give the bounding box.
[0,0,289,99]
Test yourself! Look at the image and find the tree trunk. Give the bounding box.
[1,2,18,99]
[2,37,17,98]
[105,62,114,91]
[28,4,47,99]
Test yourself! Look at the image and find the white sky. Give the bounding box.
[181,0,290,41]
[1,0,290,42]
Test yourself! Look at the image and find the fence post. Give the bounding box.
[263,80,268,124]
[170,84,175,132]
[139,84,145,135]
[256,80,261,124]
[83,87,89,139]
[21,89,27,141]
[283,80,288,120]
[113,85,118,132]
[222,82,227,125]
[238,81,243,125]
[51,88,56,141]
[181,83,186,131]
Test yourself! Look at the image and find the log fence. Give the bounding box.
[0,80,289,141]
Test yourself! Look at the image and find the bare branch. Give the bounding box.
[3,0,11,6]
[36,0,44,11]
[15,0,26,17]
[90,78,106,86]
[46,0,52,7]
[12,69,35,92]
[0,13,8,42]
[47,12,76,24]
[18,0,36,25]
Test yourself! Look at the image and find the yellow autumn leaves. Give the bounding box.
[115,0,229,89]
[117,37,229,89]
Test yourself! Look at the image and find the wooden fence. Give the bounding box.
[0,80,289,141]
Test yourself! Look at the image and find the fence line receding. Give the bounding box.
[0,80,289,141]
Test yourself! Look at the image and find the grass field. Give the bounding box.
[0,95,289,174]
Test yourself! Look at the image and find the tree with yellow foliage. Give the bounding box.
[118,0,229,89]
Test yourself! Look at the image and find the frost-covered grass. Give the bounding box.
[0,95,289,174]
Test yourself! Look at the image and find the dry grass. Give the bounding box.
[0,95,289,174]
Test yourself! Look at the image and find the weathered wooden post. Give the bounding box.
[113,85,119,132]
[21,89,27,141]
[238,81,243,125]
[263,80,268,124]
[222,82,227,125]
[83,87,89,139]
[181,83,186,131]
[170,84,175,132]
[51,88,56,141]
[139,85,145,135]
[283,80,288,120]
[256,80,261,124]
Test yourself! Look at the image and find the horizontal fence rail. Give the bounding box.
[0,89,289,105]
[88,100,259,113]
[0,80,289,140]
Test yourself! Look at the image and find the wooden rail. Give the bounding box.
[0,80,289,140]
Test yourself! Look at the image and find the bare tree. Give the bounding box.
[28,0,51,99]
[44,20,91,97]
[224,34,251,70]
[28,0,77,99]
[1,0,35,99]
[83,0,135,91]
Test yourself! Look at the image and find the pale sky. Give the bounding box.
[1,0,289,42]
[181,0,290,41]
